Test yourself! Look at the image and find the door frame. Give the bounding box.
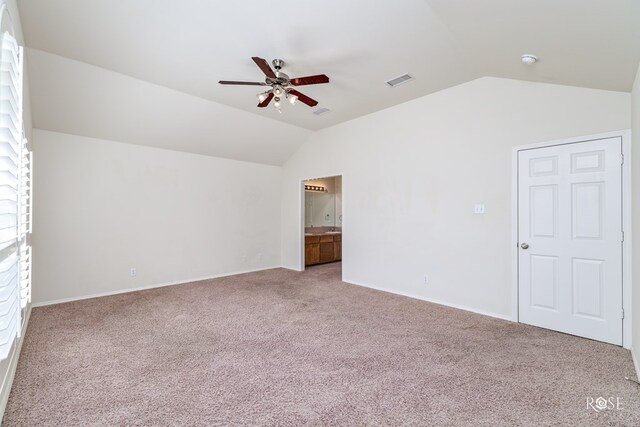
[511,130,632,348]
[298,179,305,271]
[298,174,344,273]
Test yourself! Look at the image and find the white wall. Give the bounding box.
[632,63,640,371]
[32,130,282,304]
[281,77,630,319]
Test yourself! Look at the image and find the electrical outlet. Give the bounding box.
[130,268,137,277]
[474,204,486,214]
[423,275,429,285]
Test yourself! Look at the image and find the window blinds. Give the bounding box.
[19,137,31,309]
[0,30,29,361]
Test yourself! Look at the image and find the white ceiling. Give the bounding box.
[17,0,640,162]
[26,49,310,165]
[427,0,640,92]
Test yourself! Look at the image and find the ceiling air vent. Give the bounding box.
[386,73,414,87]
[313,107,332,116]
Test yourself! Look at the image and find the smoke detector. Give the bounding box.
[521,54,538,65]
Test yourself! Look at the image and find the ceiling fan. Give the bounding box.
[219,57,329,111]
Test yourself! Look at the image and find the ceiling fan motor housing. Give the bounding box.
[267,60,290,86]
[268,73,290,86]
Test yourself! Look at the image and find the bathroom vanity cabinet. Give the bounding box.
[305,234,341,266]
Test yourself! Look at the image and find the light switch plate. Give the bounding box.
[474,204,486,214]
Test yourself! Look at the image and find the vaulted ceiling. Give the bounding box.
[18,0,640,164]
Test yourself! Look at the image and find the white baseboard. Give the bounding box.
[32,265,284,307]
[342,277,513,322]
[0,305,32,423]
[632,348,640,380]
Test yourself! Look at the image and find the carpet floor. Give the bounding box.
[3,263,639,426]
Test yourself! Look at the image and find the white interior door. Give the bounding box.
[518,137,623,345]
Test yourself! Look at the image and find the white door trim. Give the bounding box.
[511,130,632,348]
[298,179,305,272]
[298,174,345,274]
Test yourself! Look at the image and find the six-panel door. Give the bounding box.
[518,138,623,345]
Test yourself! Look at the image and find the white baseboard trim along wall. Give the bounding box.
[32,266,284,307]
[632,351,640,381]
[342,277,513,322]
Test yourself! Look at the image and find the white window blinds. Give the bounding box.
[0,30,29,360]
[19,137,31,309]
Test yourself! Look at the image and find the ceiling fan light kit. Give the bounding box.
[219,57,329,112]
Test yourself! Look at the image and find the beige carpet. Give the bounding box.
[3,263,639,426]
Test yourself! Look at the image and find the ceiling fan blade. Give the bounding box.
[252,57,277,79]
[257,92,274,108]
[288,89,318,107]
[290,74,330,86]
[219,80,266,86]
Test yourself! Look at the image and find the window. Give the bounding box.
[0,30,30,360]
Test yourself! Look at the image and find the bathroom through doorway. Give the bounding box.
[301,175,342,272]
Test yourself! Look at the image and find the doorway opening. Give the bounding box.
[301,175,342,273]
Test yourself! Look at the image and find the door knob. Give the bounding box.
[520,243,529,250]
